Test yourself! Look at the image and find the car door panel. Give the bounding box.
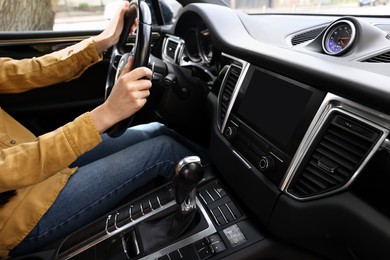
[0,31,111,135]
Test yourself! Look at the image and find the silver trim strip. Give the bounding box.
[269,151,284,163]
[232,150,252,169]
[0,32,160,46]
[225,203,237,220]
[59,200,176,260]
[60,198,216,260]
[0,36,90,45]
[280,93,390,201]
[218,53,250,134]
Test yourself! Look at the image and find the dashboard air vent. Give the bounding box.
[291,26,326,46]
[218,64,242,128]
[362,51,390,63]
[166,39,179,61]
[288,113,381,198]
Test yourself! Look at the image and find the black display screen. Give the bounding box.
[235,67,325,154]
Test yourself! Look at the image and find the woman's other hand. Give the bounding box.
[90,57,152,133]
[93,1,130,54]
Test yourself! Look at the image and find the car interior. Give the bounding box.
[2,0,390,259]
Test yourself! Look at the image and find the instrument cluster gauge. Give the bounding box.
[322,19,357,56]
[198,22,214,63]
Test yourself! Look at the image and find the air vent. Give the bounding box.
[291,26,326,46]
[218,64,242,128]
[166,39,178,60]
[163,37,183,63]
[362,51,390,63]
[288,113,381,199]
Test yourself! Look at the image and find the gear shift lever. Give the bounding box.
[173,156,204,212]
[137,156,205,254]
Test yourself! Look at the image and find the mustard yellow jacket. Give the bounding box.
[0,38,104,258]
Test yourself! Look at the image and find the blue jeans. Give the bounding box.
[11,122,208,256]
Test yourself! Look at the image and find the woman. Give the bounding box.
[0,2,203,258]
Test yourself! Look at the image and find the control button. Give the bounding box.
[194,238,208,252]
[258,156,274,171]
[197,247,213,260]
[210,241,227,254]
[213,183,226,197]
[141,201,152,215]
[199,190,214,204]
[227,201,241,218]
[168,250,182,260]
[206,188,220,201]
[224,126,237,139]
[217,215,227,226]
[179,244,198,259]
[130,203,142,220]
[223,224,247,248]
[220,204,235,222]
[195,239,213,260]
[194,234,227,259]
[208,234,222,244]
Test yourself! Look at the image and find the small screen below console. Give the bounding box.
[237,69,313,148]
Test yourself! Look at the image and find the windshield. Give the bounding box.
[1,0,387,33]
[223,0,390,15]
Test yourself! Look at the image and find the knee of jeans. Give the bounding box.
[158,136,194,158]
[153,135,176,147]
[145,122,165,131]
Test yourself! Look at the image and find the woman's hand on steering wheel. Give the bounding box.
[93,1,132,54]
[104,0,152,138]
[91,56,152,134]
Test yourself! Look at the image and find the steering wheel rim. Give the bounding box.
[104,0,152,138]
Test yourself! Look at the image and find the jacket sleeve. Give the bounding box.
[0,112,102,192]
[0,38,102,93]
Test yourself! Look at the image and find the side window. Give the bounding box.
[0,0,182,32]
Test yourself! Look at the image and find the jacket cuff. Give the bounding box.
[62,112,102,157]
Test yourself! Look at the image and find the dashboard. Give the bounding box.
[5,2,390,260]
[160,3,390,259]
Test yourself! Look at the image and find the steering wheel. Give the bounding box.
[104,0,152,138]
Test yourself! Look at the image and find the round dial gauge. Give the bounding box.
[198,22,213,62]
[322,20,356,56]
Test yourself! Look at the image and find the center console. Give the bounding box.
[15,157,266,260]
[220,62,326,186]
[52,178,265,260]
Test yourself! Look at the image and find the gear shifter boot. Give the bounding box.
[137,156,205,254]
[137,205,198,254]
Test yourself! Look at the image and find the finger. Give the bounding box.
[130,18,138,35]
[129,89,150,100]
[124,67,152,81]
[118,1,130,17]
[125,79,152,91]
[112,1,129,27]
[122,56,134,75]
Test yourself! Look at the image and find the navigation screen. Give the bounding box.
[237,69,313,148]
